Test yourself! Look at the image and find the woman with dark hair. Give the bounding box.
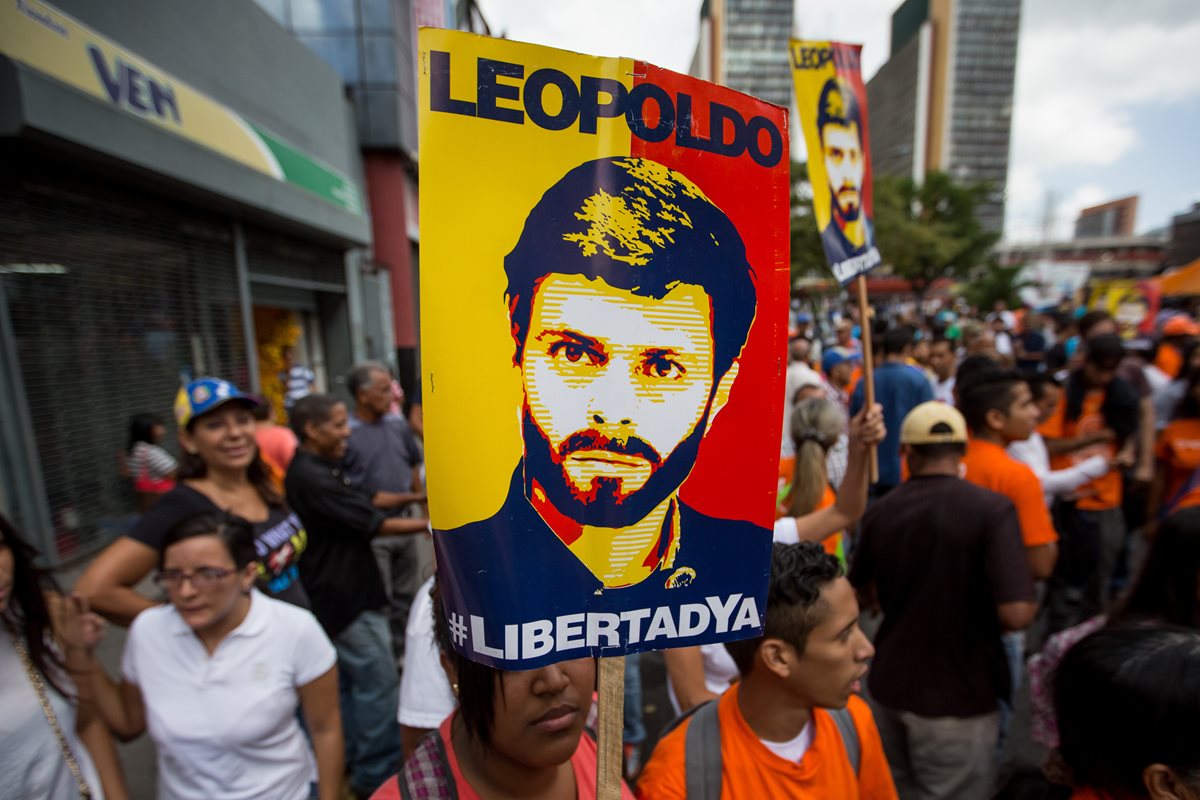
[76,512,342,800]
[1030,507,1200,749]
[1053,625,1200,800]
[78,378,309,625]
[126,413,177,508]
[0,513,128,799]
[370,583,634,799]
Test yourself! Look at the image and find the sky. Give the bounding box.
[473,0,1200,244]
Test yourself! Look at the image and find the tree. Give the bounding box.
[789,161,833,284]
[961,260,1034,312]
[872,170,999,299]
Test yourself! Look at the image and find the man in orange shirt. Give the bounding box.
[957,369,1059,579]
[1040,334,1139,634]
[637,543,896,800]
[956,367,1060,751]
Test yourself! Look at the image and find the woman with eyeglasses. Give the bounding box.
[77,378,309,625]
[75,512,342,800]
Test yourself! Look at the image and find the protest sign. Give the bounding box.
[418,29,789,670]
[790,41,881,287]
[792,39,882,479]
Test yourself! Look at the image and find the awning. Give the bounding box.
[1151,258,1200,296]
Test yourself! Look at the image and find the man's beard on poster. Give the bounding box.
[522,405,711,529]
[831,184,861,223]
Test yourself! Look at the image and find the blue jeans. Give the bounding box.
[334,610,402,793]
[623,653,646,745]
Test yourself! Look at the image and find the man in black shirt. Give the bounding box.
[849,401,1035,799]
[285,394,428,798]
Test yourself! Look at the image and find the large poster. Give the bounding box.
[790,41,882,285]
[419,29,790,668]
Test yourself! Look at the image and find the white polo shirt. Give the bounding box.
[123,589,336,800]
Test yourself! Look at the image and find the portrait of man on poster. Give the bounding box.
[816,77,876,265]
[439,156,769,601]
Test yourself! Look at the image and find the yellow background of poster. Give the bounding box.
[418,29,636,528]
[789,39,838,232]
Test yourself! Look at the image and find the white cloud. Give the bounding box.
[793,0,894,78]
[474,0,704,72]
[1012,20,1200,173]
[1006,16,1200,239]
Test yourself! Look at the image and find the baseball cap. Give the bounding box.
[900,401,968,445]
[821,346,861,374]
[796,311,812,324]
[174,378,259,429]
[1162,316,1200,337]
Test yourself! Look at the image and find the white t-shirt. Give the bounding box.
[397,576,457,729]
[122,590,336,800]
[931,375,956,406]
[773,517,800,544]
[760,721,814,764]
[666,643,741,714]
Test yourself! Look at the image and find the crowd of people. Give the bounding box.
[2,296,1200,800]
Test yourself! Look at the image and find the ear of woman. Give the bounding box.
[1144,764,1193,800]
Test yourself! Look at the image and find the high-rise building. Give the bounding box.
[866,0,1020,233]
[256,0,490,398]
[691,0,794,110]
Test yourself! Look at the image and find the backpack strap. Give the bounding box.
[827,706,861,775]
[684,700,723,800]
[398,729,458,800]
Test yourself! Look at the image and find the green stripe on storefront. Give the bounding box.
[249,123,363,216]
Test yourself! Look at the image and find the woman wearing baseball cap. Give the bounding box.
[77,378,310,625]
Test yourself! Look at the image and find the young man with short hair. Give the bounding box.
[850,402,1036,798]
[637,542,897,799]
[957,369,1058,579]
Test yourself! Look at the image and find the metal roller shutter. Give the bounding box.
[0,168,246,562]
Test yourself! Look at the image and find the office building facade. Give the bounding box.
[1,0,375,561]
[258,0,490,401]
[866,0,1020,233]
[691,0,794,109]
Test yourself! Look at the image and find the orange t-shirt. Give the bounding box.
[636,686,897,800]
[777,456,796,518]
[776,458,842,560]
[1155,344,1183,379]
[961,438,1058,547]
[1039,390,1122,510]
[371,715,634,800]
[1155,418,1200,502]
[847,366,863,397]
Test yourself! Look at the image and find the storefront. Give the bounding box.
[0,0,379,561]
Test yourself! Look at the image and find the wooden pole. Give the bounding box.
[596,656,627,799]
[855,274,879,483]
